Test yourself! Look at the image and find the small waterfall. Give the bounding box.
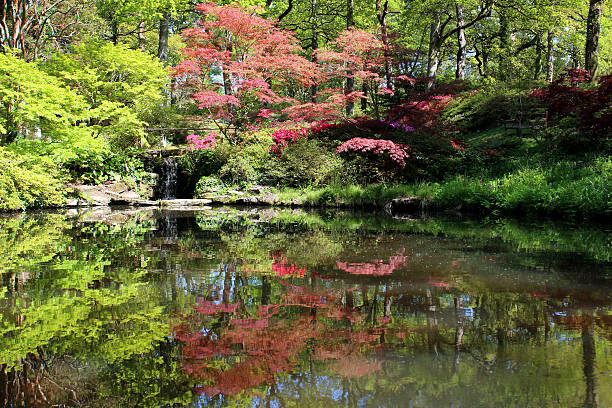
[162,157,178,199]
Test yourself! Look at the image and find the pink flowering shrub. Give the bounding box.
[269,126,308,156]
[187,132,217,150]
[337,137,410,167]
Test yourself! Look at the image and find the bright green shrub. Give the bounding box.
[194,176,226,198]
[220,155,257,184]
[0,52,87,145]
[9,138,147,185]
[0,147,66,210]
[42,40,168,149]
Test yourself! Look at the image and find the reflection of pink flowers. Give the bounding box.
[194,299,238,315]
[270,251,305,277]
[336,249,409,276]
[232,318,269,329]
[426,279,453,290]
[330,357,383,378]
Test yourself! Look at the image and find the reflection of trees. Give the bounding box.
[0,217,172,406]
[172,274,391,400]
[1,209,611,406]
[172,261,612,406]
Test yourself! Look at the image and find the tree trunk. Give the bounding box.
[426,16,442,90]
[345,0,355,115]
[498,12,511,80]
[111,19,119,45]
[376,0,393,90]
[546,30,554,82]
[533,33,542,80]
[310,0,318,102]
[138,21,146,52]
[158,13,170,64]
[455,5,467,80]
[585,0,602,78]
[361,81,368,111]
[582,321,598,407]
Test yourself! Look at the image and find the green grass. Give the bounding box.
[274,156,611,219]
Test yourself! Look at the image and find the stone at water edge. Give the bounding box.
[158,199,213,208]
[261,191,280,204]
[247,185,271,195]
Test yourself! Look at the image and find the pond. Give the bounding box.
[0,207,610,407]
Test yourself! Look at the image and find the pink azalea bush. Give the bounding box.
[187,132,217,150]
[337,137,410,167]
[269,126,309,156]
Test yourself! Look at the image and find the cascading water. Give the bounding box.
[162,157,178,199]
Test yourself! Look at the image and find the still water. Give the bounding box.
[0,207,610,407]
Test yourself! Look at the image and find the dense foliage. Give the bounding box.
[0,0,609,215]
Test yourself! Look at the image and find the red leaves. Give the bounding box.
[178,2,320,121]
[337,137,410,168]
[269,126,308,156]
[531,69,611,137]
[192,91,240,109]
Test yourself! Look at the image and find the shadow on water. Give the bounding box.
[0,208,610,407]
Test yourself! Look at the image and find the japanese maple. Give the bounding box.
[175,2,321,137]
[285,28,394,121]
[531,69,612,138]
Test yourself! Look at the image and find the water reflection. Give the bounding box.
[0,208,610,407]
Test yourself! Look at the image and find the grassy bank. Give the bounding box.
[275,156,611,219]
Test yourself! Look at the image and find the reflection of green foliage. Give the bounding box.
[198,208,611,263]
[101,340,195,408]
[0,208,610,407]
[0,213,70,271]
[0,218,167,369]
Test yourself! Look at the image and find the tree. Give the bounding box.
[175,2,320,137]
[411,0,492,89]
[42,40,168,147]
[0,52,86,145]
[585,0,603,78]
[314,28,389,119]
[0,0,92,60]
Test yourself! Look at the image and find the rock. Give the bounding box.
[66,199,80,207]
[198,193,220,199]
[291,198,304,206]
[88,193,111,206]
[260,209,280,220]
[247,185,271,194]
[158,199,212,208]
[235,196,260,205]
[261,191,279,204]
[227,190,245,197]
[211,195,232,203]
[384,197,423,215]
[109,196,156,206]
[105,182,129,194]
[138,183,156,200]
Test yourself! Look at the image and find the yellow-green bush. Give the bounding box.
[0,147,67,211]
